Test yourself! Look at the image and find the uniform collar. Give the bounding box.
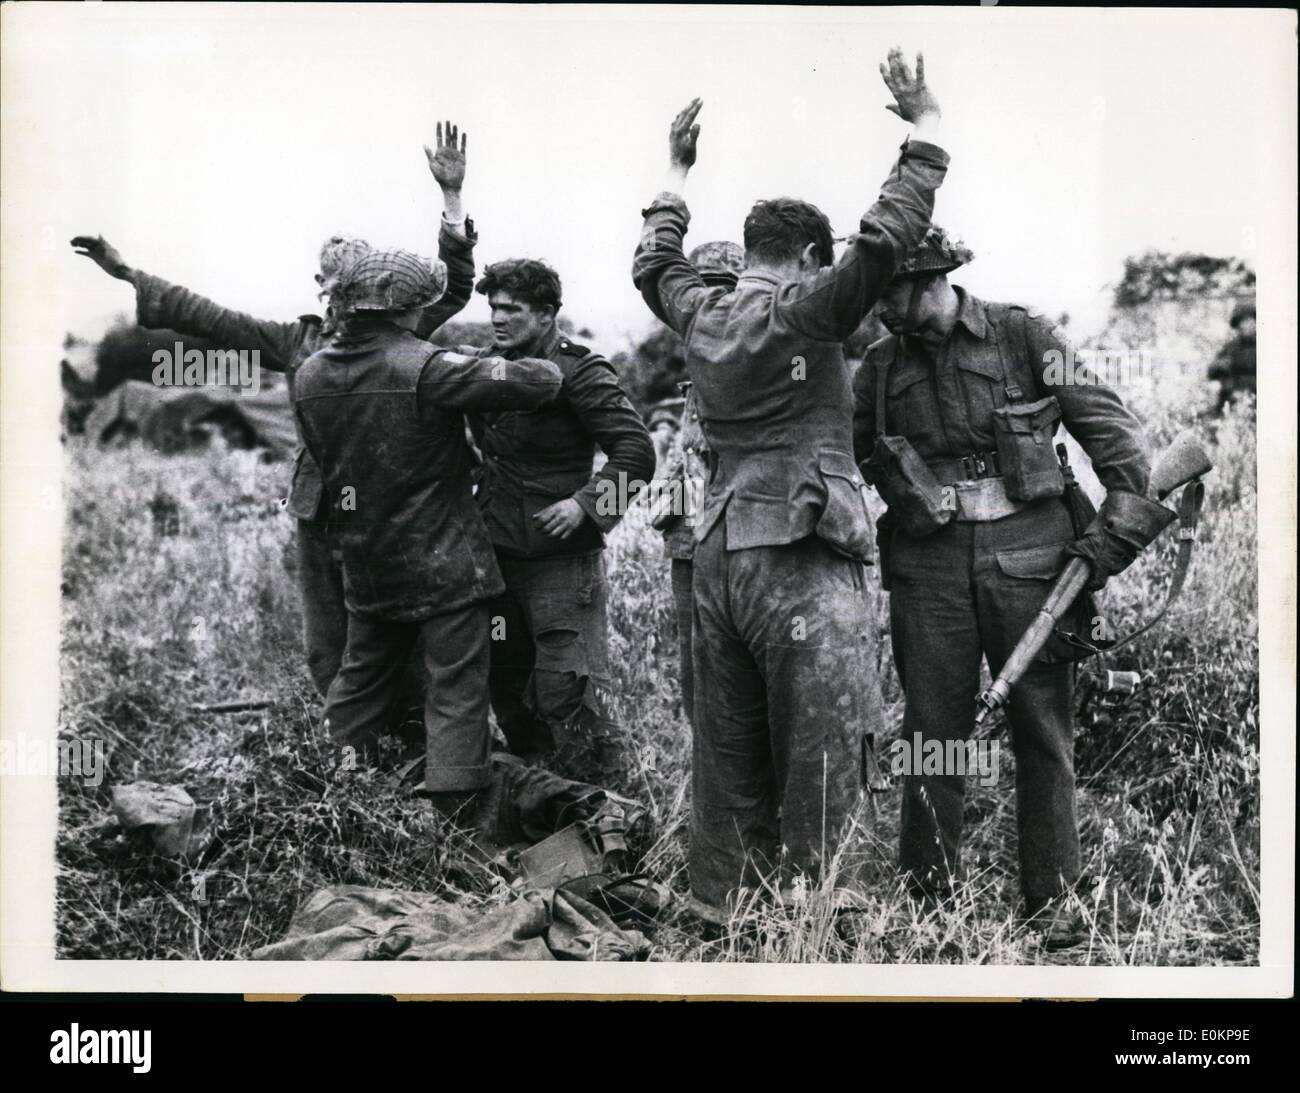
[509,326,563,361]
[950,286,988,340]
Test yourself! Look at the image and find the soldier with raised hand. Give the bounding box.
[294,250,562,818]
[70,120,478,698]
[633,49,950,925]
[460,260,656,785]
[651,241,743,728]
[852,228,1154,948]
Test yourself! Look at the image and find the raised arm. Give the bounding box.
[775,50,949,342]
[419,120,478,336]
[632,99,711,335]
[70,235,302,372]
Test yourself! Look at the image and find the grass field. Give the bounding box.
[56,386,1259,965]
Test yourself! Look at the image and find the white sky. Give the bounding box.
[3,3,1295,351]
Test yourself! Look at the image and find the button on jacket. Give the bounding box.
[632,138,950,563]
[131,217,479,521]
[465,330,655,559]
[294,320,562,621]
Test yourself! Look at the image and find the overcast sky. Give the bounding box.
[3,4,1295,352]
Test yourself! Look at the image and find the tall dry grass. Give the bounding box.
[56,385,1258,964]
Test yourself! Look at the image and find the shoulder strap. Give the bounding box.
[874,339,900,437]
[991,304,1040,403]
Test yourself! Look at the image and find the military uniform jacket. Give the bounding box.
[632,137,950,562]
[294,320,562,621]
[851,289,1150,500]
[131,217,478,522]
[465,330,655,559]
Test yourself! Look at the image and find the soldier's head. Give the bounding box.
[328,248,448,331]
[1230,301,1256,339]
[876,227,972,335]
[476,259,563,353]
[316,235,373,299]
[742,199,835,277]
[688,240,745,289]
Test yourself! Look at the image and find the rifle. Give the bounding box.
[974,431,1212,727]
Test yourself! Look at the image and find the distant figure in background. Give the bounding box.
[71,120,478,698]
[1207,301,1256,413]
[651,241,742,727]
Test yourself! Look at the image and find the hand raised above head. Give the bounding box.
[668,98,703,170]
[424,119,468,191]
[879,48,940,124]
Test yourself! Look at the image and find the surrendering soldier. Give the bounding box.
[651,241,743,728]
[852,228,1159,948]
[460,260,655,784]
[71,121,477,698]
[293,249,562,816]
[632,49,950,924]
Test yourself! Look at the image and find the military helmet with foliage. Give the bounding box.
[892,226,974,281]
[331,249,448,313]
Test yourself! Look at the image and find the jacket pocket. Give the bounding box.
[885,361,938,445]
[993,540,1096,665]
[991,396,1065,502]
[814,451,874,562]
[993,541,1069,580]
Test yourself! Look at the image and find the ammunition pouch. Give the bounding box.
[510,814,629,893]
[875,510,897,592]
[861,435,953,538]
[991,395,1066,501]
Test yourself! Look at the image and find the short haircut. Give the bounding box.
[475,259,563,313]
[743,198,835,269]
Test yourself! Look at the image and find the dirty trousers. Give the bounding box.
[323,603,493,794]
[887,500,1081,906]
[670,558,695,726]
[296,517,348,697]
[484,551,624,783]
[689,529,882,914]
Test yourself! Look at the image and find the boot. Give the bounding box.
[1022,896,1086,950]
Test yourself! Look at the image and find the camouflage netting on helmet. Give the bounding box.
[688,240,745,286]
[893,225,974,280]
[331,248,448,313]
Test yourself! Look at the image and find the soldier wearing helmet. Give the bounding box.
[1207,300,1256,412]
[294,248,563,820]
[71,121,480,700]
[852,225,1154,948]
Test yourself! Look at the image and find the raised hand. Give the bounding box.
[879,48,940,125]
[70,235,133,281]
[424,120,467,192]
[668,98,702,171]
